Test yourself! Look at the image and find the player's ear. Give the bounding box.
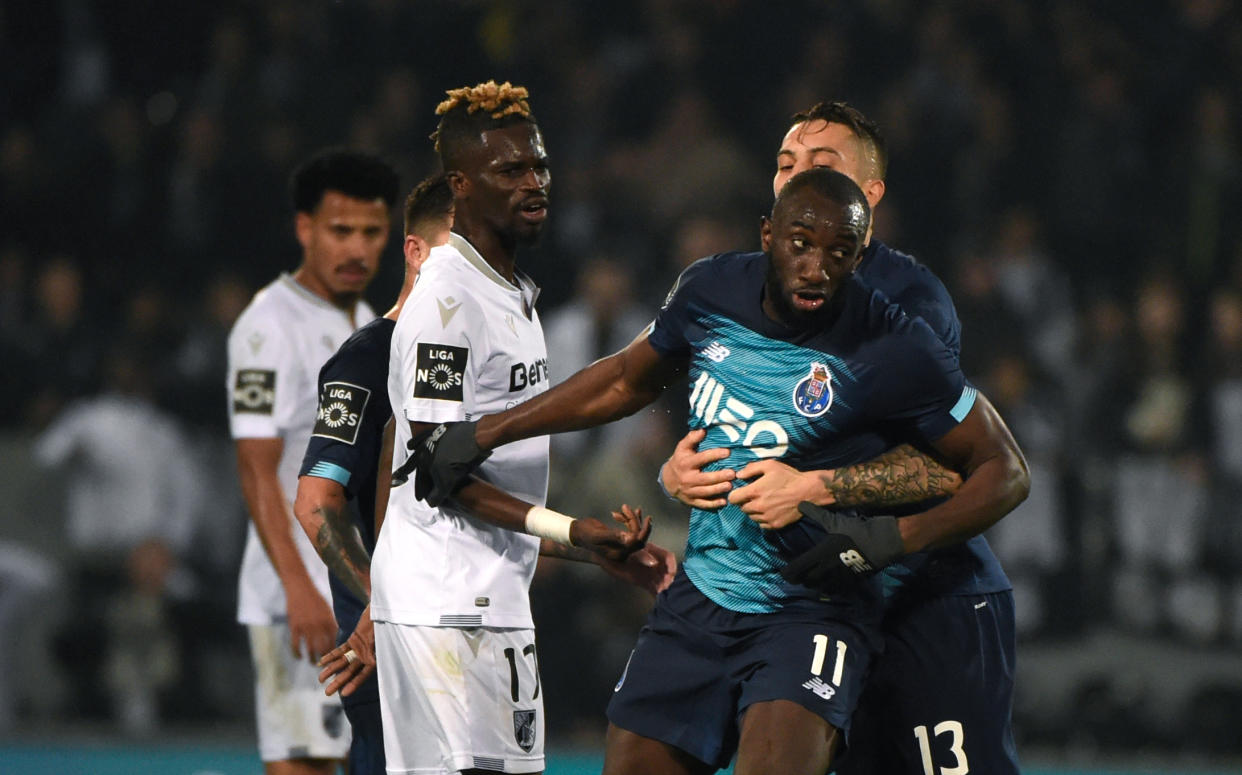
[863,178,885,209]
[295,211,314,249]
[760,215,773,252]
[404,234,429,273]
[446,170,468,198]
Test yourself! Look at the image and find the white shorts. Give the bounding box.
[248,623,351,762]
[374,622,545,774]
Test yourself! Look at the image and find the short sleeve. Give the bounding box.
[299,334,391,497]
[870,323,974,444]
[647,258,712,357]
[891,271,962,361]
[392,283,484,425]
[227,310,299,439]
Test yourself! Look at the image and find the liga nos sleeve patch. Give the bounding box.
[233,369,276,414]
[414,343,467,401]
[311,381,371,444]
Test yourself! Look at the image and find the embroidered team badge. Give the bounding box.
[513,709,537,753]
[322,703,346,738]
[311,381,370,444]
[793,362,834,418]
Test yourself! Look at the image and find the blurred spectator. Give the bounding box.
[168,271,253,430]
[1182,85,1240,284]
[951,249,1026,381]
[543,256,654,471]
[19,255,102,427]
[985,206,1077,385]
[1093,276,1213,640]
[980,352,1071,637]
[33,345,205,733]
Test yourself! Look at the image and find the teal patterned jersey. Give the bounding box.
[648,252,976,613]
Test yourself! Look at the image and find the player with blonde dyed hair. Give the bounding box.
[372,81,664,775]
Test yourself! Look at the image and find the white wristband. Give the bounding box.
[524,506,576,546]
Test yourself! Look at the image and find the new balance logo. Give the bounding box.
[802,677,836,701]
[704,341,731,362]
[838,549,873,574]
[423,424,446,452]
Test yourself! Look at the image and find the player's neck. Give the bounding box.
[454,220,519,284]
[385,273,418,320]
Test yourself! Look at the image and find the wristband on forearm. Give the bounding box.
[524,506,576,546]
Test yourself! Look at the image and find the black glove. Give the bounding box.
[391,421,490,507]
[779,502,904,592]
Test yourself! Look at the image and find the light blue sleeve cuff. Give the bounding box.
[307,460,351,488]
[949,385,978,423]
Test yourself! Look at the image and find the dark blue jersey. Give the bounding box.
[858,240,960,361]
[298,317,394,705]
[856,241,1011,600]
[649,252,975,613]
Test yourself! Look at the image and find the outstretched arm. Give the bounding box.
[411,335,685,506]
[403,419,654,563]
[477,334,684,449]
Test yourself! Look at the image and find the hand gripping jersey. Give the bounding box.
[857,240,1011,600]
[648,252,976,614]
[373,233,549,628]
[227,273,375,625]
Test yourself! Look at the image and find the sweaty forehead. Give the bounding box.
[777,189,868,234]
[477,124,546,162]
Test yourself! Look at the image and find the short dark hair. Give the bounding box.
[790,101,888,180]
[289,148,401,214]
[774,167,871,232]
[431,80,537,170]
[403,173,454,239]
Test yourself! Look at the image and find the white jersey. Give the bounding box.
[373,233,549,628]
[227,273,374,625]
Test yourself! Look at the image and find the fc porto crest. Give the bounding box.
[793,362,834,418]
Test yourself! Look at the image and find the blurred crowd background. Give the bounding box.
[3,0,1242,766]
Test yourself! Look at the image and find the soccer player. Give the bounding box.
[372,80,656,775]
[291,173,454,775]
[227,148,400,775]
[663,101,1023,775]
[411,168,1030,775]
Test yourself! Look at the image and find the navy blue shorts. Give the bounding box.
[343,696,385,775]
[835,590,1020,775]
[606,570,881,770]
